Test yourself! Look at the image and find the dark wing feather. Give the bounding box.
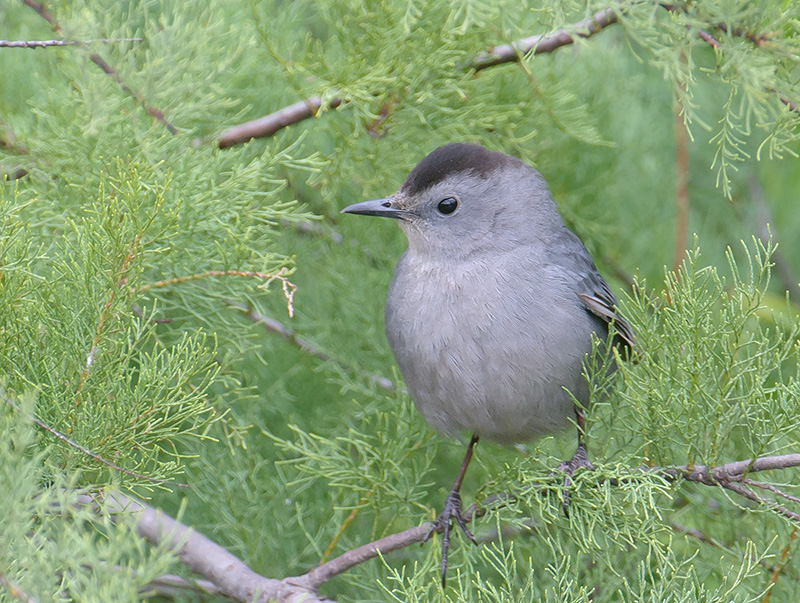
[577,274,635,351]
[550,227,635,352]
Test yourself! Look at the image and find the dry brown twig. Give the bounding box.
[72,453,800,603]
[139,269,297,318]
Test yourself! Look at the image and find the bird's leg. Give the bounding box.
[424,434,479,587]
[555,409,594,512]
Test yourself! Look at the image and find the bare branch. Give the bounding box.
[472,8,618,71]
[744,479,800,506]
[86,492,327,603]
[76,454,800,600]
[721,481,800,523]
[305,525,430,590]
[666,455,800,485]
[217,9,618,147]
[0,38,142,48]
[139,573,222,598]
[219,97,343,149]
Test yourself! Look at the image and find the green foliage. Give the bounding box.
[610,238,800,468]
[0,399,176,601]
[1,0,799,601]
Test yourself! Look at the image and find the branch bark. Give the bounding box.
[217,9,617,148]
[82,492,326,603]
[78,453,800,602]
[219,3,799,148]
[471,8,618,71]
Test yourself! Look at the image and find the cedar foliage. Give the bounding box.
[1,0,799,601]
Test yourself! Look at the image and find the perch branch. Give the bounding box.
[75,454,800,601]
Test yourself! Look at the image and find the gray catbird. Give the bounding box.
[342,142,633,583]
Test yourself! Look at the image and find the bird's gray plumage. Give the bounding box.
[345,143,632,445]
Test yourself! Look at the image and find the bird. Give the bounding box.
[341,142,633,585]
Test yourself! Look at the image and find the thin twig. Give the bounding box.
[670,521,729,550]
[217,9,617,147]
[139,269,297,318]
[139,573,222,597]
[721,482,800,523]
[1,388,187,488]
[696,28,722,49]
[0,38,142,48]
[22,0,177,134]
[745,479,800,506]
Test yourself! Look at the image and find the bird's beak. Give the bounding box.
[340,198,409,220]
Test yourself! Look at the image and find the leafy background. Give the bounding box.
[1,0,799,601]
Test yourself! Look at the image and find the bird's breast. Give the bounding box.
[385,251,597,444]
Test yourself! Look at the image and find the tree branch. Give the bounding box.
[77,453,800,602]
[217,9,618,148]
[471,8,618,71]
[218,97,343,149]
[82,492,327,603]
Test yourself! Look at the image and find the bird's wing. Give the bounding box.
[552,227,635,351]
[577,271,635,351]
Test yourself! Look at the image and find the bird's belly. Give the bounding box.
[386,265,596,444]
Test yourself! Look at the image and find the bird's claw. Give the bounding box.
[552,444,594,515]
[424,488,477,587]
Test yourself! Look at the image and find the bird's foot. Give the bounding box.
[553,444,594,515]
[424,488,477,587]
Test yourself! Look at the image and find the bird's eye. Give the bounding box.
[437,197,458,215]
